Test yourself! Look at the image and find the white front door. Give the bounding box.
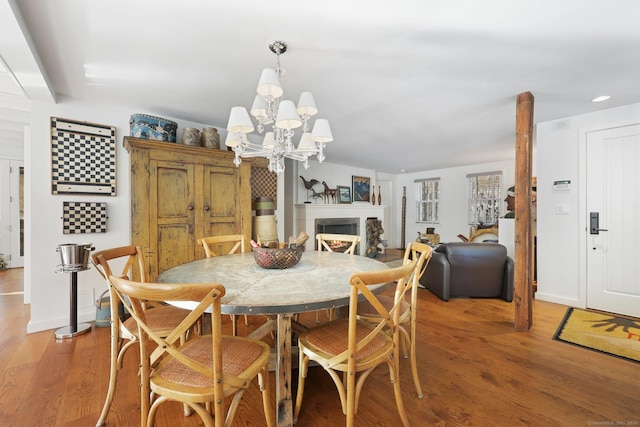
[586,124,640,317]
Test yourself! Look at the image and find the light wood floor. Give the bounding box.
[1,266,638,426]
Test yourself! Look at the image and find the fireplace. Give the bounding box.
[315,217,359,253]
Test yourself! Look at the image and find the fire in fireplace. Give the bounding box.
[315,217,359,254]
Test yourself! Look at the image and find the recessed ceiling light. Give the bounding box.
[592,95,611,103]
[400,169,406,173]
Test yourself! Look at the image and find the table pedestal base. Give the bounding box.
[55,323,91,339]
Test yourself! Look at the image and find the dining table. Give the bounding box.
[156,250,389,427]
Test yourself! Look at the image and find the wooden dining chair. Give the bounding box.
[197,234,246,258]
[91,245,193,427]
[315,233,362,322]
[293,260,417,427]
[316,233,360,254]
[108,276,274,427]
[356,241,433,398]
[197,234,248,335]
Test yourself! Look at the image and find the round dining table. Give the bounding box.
[157,250,389,427]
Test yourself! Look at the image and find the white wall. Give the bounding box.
[289,160,390,244]
[290,158,516,250]
[293,160,378,205]
[535,102,640,307]
[27,98,224,333]
[395,160,515,248]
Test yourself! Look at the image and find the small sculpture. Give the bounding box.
[300,176,321,202]
[309,188,325,202]
[300,175,320,190]
[322,181,337,204]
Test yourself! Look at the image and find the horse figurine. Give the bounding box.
[309,188,325,202]
[322,181,337,204]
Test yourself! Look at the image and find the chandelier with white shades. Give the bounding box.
[225,41,333,174]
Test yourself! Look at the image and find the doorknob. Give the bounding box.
[204,206,210,211]
[590,212,608,234]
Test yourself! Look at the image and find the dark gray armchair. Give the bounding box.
[420,242,513,302]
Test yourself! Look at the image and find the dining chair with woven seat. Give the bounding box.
[197,234,249,335]
[108,276,274,427]
[293,260,417,427]
[314,233,361,323]
[356,241,432,398]
[91,245,193,427]
[197,234,246,258]
[316,233,360,254]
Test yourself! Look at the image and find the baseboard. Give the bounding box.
[534,292,580,308]
[27,308,95,334]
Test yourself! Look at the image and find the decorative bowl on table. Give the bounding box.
[252,245,304,269]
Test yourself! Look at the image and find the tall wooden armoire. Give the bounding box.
[124,137,256,280]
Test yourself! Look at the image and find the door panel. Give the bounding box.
[201,165,242,240]
[150,160,195,277]
[586,124,640,317]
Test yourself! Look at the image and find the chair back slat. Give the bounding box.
[197,234,247,258]
[316,233,361,254]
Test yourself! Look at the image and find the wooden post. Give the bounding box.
[515,92,534,332]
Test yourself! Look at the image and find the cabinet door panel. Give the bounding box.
[157,224,191,275]
[201,165,242,238]
[150,160,195,277]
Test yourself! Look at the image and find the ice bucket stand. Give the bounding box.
[54,264,92,339]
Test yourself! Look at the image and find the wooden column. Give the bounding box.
[515,92,534,331]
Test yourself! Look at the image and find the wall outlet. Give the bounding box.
[78,288,95,308]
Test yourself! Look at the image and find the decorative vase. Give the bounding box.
[377,186,382,205]
[181,128,201,146]
[371,188,376,205]
[201,127,220,149]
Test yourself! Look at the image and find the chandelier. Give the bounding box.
[225,41,333,174]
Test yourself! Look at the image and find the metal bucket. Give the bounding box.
[57,243,94,269]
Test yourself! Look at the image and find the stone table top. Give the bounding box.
[157,250,389,315]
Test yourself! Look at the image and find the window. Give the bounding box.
[468,172,501,225]
[415,178,440,223]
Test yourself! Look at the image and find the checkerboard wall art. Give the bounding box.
[62,202,108,234]
[251,166,278,208]
[51,117,117,195]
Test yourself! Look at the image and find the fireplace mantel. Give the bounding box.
[295,204,385,255]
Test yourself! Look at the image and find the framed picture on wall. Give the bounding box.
[337,185,351,204]
[352,175,371,202]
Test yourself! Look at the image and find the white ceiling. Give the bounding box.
[2,0,640,173]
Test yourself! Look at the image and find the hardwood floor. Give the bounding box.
[1,266,638,426]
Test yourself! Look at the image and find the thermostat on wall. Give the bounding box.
[553,180,571,190]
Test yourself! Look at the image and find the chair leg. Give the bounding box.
[95,322,120,427]
[387,359,410,427]
[293,353,309,423]
[258,366,274,427]
[399,326,411,358]
[231,314,238,336]
[409,320,424,398]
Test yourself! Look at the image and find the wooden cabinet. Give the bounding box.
[125,137,255,279]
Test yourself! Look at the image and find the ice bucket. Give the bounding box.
[57,243,94,269]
